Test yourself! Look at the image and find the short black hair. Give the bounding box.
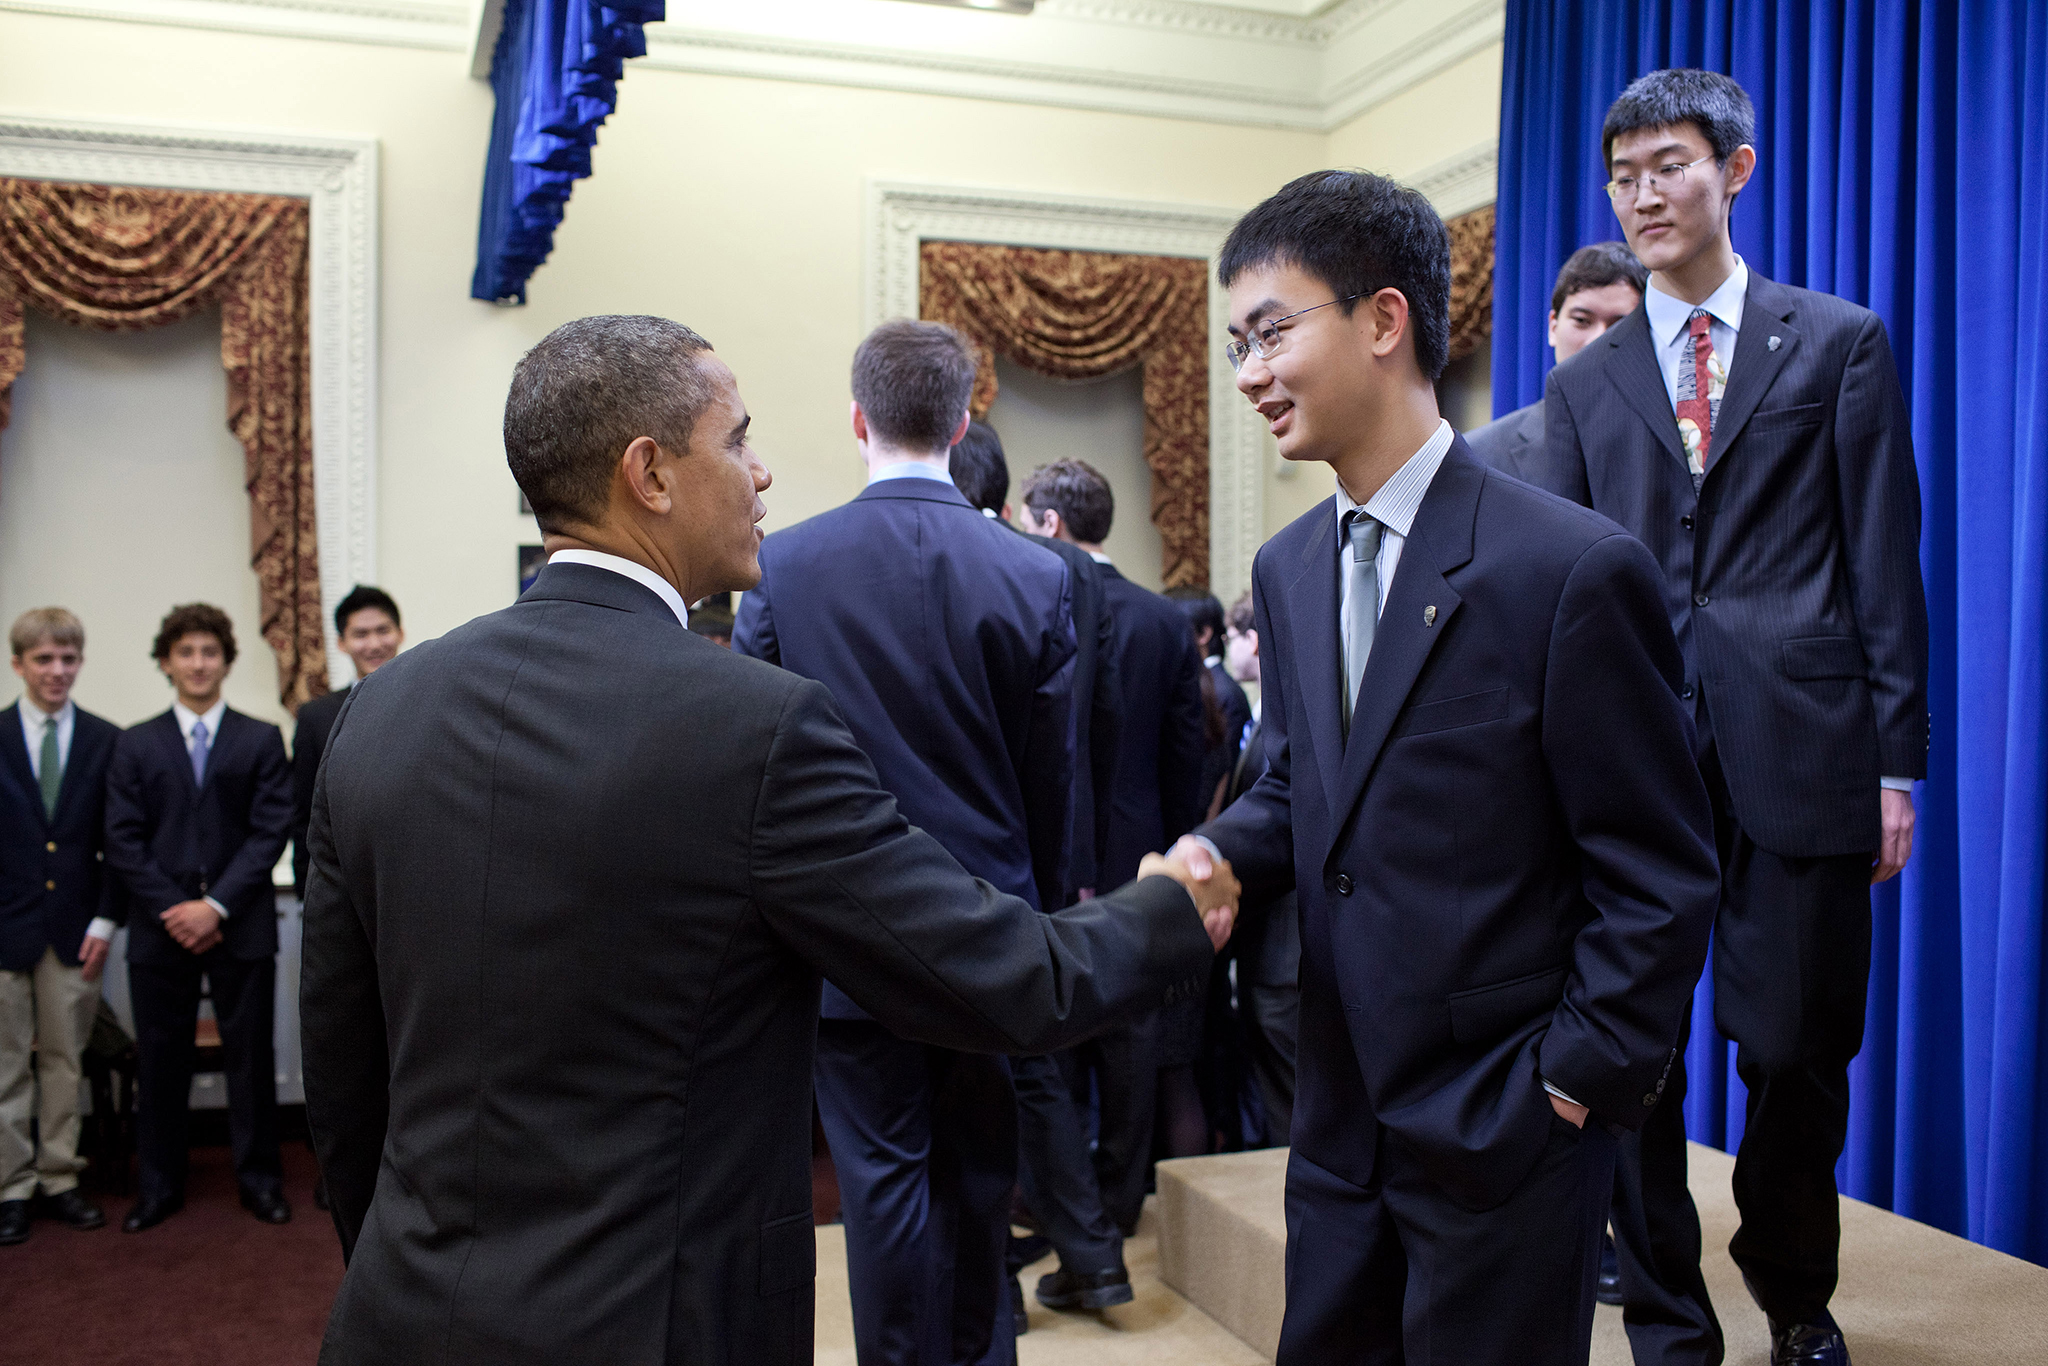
[504,315,718,534]
[152,602,236,666]
[949,420,1010,515]
[1602,69,1757,168]
[334,584,400,636]
[1218,169,1453,381]
[851,320,977,451]
[1166,588,1226,649]
[1550,242,1648,315]
[1020,459,1114,545]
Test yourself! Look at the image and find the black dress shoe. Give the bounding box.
[1596,1229,1622,1306]
[122,1193,183,1233]
[241,1187,292,1224]
[38,1188,105,1230]
[1770,1316,1851,1365]
[0,1200,30,1245]
[1036,1264,1135,1311]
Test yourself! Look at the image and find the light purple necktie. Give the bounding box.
[189,719,210,784]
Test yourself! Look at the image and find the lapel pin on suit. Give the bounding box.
[1424,605,1437,626]
[1767,335,1782,351]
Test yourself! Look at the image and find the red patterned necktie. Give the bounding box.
[1674,308,1721,488]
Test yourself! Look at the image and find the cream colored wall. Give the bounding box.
[1326,42,1503,179]
[0,12,1502,655]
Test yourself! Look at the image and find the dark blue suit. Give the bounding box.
[735,474,1075,1366]
[0,704,118,972]
[105,707,291,1202]
[1199,440,1720,1364]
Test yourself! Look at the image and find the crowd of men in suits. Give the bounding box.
[0,585,403,1245]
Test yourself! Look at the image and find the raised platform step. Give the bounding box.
[1156,1142,2048,1364]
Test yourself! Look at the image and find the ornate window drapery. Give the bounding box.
[920,241,1211,589]
[1447,204,1496,364]
[0,178,324,709]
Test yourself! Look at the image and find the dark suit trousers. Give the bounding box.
[1279,1120,1618,1366]
[1063,1010,1160,1236]
[1012,1052,1121,1274]
[1613,748,1872,1351]
[1240,977,1298,1147]
[129,952,283,1201]
[815,1019,1017,1366]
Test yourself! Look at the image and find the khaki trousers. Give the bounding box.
[0,945,100,1200]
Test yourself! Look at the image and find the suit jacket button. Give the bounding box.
[1681,515,1694,530]
[1681,686,1695,701]
[1335,873,1354,896]
[1693,592,1710,607]
[45,880,56,891]
[46,841,57,852]
[1644,1093,1658,1107]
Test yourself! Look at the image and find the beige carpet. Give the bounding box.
[957,1141,2048,1365]
[814,1204,1266,1365]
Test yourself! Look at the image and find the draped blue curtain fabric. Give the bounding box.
[471,0,664,304]
[1494,0,2048,1265]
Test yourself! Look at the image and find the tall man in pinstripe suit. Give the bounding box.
[1539,71,1928,1366]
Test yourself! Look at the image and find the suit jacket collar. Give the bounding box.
[1596,306,1689,471]
[1707,269,1801,471]
[1321,439,1480,862]
[147,706,243,800]
[854,478,975,511]
[520,560,690,626]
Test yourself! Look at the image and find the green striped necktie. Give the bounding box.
[38,715,61,820]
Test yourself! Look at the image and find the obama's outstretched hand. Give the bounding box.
[1140,846,1240,952]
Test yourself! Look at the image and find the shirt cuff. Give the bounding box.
[84,918,117,943]
[1880,776,1914,793]
[1188,835,1224,863]
[204,896,229,920]
[1542,1079,1584,1107]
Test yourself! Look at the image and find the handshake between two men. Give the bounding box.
[1138,844,1242,954]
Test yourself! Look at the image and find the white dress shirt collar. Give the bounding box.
[547,549,693,627]
[867,460,956,487]
[1333,419,1456,539]
[1646,255,1748,354]
[172,697,228,745]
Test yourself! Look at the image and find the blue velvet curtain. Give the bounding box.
[1494,0,2048,1264]
[471,0,664,304]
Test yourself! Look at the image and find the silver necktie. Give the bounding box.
[1342,512,1383,733]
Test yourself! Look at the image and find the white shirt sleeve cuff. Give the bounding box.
[1188,836,1224,863]
[204,895,228,920]
[1542,1079,1585,1107]
[1879,776,1914,792]
[84,918,117,943]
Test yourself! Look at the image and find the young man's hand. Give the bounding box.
[161,900,223,954]
[77,932,110,982]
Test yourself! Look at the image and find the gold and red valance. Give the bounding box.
[1447,204,1496,364]
[0,178,324,709]
[920,241,1211,589]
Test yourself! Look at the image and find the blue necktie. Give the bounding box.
[189,718,210,785]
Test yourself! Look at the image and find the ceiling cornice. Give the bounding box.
[0,0,1504,136]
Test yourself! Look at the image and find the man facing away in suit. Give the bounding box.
[1467,242,1647,479]
[105,603,293,1233]
[302,315,1236,1366]
[290,585,402,897]
[1538,70,1929,1366]
[734,321,1079,1366]
[0,608,120,1243]
[947,420,1137,1322]
[1170,169,1722,1366]
[1018,459,1209,1238]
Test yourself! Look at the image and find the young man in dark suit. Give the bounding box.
[1467,242,1646,481]
[735,321,1083,1366]
[950,421,1135,1319]
[0,609,119,1242]
[1174,169,1721,1366]
[1020,458,1209,1237]
[290,585,402,896]
[104,603,293,1233]
[292,315,1230,1366]
[1539,70,1929,1366]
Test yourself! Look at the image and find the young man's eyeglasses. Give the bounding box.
[1226,295,1363,371]
[1605,153,1717,204]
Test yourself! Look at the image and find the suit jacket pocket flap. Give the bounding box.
[1780,636,1867,681]
[1746,401,1824,433]
[1395,687,1509,739]
[759,1211,816,1297]
[1446,965,1568,1045]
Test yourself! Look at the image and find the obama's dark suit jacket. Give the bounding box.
[1540,272,1928,856]
[300,562,1212,1366]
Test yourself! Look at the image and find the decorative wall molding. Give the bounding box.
[868,180,1261,600]
[1,0,1500,133]
[0,113,380,688]
[1410,137,1498,220]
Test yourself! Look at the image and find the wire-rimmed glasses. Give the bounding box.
[1225,295,1363,371]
